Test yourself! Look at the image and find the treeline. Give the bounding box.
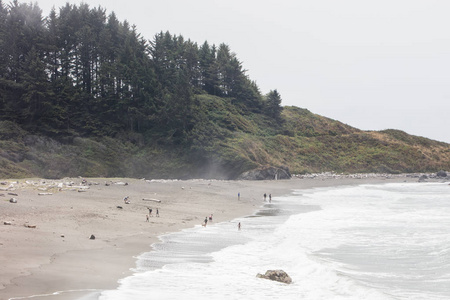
[0,1,282,142]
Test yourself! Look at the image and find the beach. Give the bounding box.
[0,174,430,299]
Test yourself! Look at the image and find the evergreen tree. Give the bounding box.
[198,41,220,96]
[265,89,283,122]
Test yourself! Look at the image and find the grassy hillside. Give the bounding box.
[1,97,449,179]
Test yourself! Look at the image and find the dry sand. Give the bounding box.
[0,175,422,300]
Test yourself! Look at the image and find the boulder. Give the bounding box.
[89,234,96,240]
[238,166,291,180]
[418,175,428,182]
[437,170,447,177]
[256,270,292,284]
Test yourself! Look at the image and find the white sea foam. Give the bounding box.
[99,182,450,300]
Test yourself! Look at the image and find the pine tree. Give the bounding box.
[265,89,283,122]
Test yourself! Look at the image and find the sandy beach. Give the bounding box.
[0,174,429,300]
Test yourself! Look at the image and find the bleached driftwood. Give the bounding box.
[70,186,89,190]
[142,198,162,203]
[38,193,53,196]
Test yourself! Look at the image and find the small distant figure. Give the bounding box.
[269,194,272,203]
[146,214,149,222]
[264,193,267,201]
[209,214,213,222]
[148,207,153,217]
[204,217,208,227]
[238,192,240,200]
[156,208,159,217]
[238,222,241,230]
[123,196,130,204]
[82,178,87,185]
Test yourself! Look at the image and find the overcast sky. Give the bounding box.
[35,0,450,143]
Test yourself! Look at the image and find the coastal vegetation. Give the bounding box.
[0,1,449,179]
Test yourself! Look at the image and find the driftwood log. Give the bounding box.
[142,198,161,203]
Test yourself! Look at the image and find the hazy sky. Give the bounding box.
[35,0,450,143]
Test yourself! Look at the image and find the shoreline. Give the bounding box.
[0,175,445,300]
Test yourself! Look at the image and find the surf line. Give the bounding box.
[8,289,102,300]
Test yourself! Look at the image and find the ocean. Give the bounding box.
[98,181,450,300]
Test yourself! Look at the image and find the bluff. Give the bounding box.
[1,103,449,180]
[0,2,449,179]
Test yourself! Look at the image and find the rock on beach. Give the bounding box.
[257,270,292,284]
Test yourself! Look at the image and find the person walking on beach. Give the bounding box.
[148,207,152,217]
[146,214,149,222]
[209,214,213,222]
[204,217,208,226]
[238,192,240,200]
[269,194,272,203]
[156,208,159,217]
[264,193,267,201]
[238,222,241,230]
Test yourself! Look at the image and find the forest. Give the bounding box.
[0,1,449,179]
[0,1,281,141]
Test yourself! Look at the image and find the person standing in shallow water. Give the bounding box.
[238,222,241,230]
[238,192,240,200]
[204,217,208,226]
[264,193,266,201]
[269,194,272,203]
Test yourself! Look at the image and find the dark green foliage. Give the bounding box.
[264,90,283,123]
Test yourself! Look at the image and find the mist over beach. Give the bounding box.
[1,1,450,299]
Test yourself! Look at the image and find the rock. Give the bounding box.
[437,170,447,177]
[256,270,292,284]
[238,166,291,180]
[89,234,96,240]
[4,221,12,225]
[418,175,428,182]
[9,198,17,203]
